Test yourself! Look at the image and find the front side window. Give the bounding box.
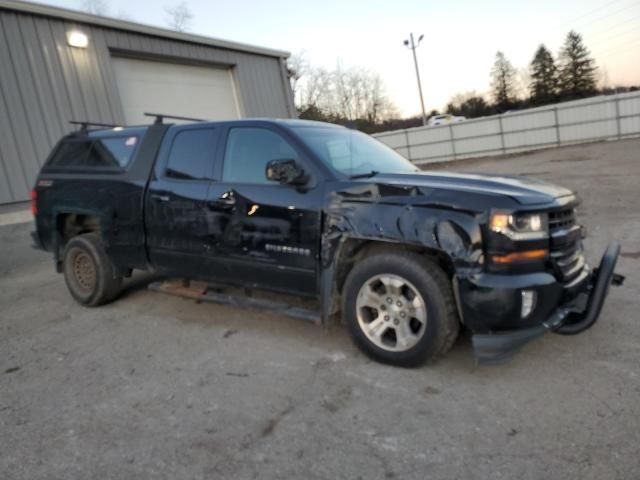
[222,128,298,184]
[165,128,216,180]
[292,127,418,177]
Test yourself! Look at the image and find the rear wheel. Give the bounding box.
[63,233,122,306]
[342,251,459,367]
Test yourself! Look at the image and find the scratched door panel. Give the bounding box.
[144,125,228,279]
[206,182,321,294]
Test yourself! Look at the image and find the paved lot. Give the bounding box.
[1,138,639,479]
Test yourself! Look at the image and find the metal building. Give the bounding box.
[0,0,296,205]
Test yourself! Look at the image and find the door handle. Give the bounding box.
[216,197,236,205]
[209,192,236,208]
[151,194,170,202]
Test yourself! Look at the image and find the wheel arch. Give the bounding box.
[318,199,484,325]
[53,210,106,272]
[319,236,458,325]
[335,239,456,295]
[62,232,123,306]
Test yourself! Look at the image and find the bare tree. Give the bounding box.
[362,72,396,123]
[165,2,193,32]
[333,61,356,120]
[287,51,309,106]
[308,62,395,123]
[335,66,395,122]
[295,59,396,123]
[299,67,332,111]
[81,0,109,16]
[447,91,480,111]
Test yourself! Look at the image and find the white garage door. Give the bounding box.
[111,57,242,125]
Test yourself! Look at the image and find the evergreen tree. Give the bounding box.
[558,31,597,99]
[491,51,516,110]
[529,44,558,105]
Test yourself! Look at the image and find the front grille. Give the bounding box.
[549,208,576,230]
[548,208,585,284]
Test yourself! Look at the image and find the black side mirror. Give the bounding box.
[265,159,308,186]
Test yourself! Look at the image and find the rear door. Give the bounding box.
[206,125,323,295]
[145,124,225,278]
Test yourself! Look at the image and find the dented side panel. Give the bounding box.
[320,181,490,268]
[317,180,505,323]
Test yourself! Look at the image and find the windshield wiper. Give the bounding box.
[349,170,379,179]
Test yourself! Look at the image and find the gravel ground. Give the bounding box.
[1,138,639,479]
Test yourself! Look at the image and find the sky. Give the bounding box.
[30,0,640,117]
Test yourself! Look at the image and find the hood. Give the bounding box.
[361,171,575,206]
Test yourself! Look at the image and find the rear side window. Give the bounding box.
[47,136,139,169]
[48,140,93,167]
[87,137,138,167]
[165,128,216,180]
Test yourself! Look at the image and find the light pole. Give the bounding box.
[404,33,427,125]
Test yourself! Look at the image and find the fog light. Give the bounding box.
[521,290,536,318]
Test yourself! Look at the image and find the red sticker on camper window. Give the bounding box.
[125,136,137,147]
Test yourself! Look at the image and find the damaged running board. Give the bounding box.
[148,280,321,325]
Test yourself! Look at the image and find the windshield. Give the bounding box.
[292,127,418,177]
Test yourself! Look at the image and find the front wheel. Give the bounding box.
[62,233,122,307]
[342,251,459,367]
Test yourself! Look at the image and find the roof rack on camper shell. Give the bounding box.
[69,120,122,131]
[143,113,207,125]
[69,113,208,133]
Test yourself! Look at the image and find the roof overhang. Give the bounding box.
[0,0,290,59]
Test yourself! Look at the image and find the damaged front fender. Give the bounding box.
[319,181,488,324]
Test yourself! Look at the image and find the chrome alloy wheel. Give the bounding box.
[355,273,427,352]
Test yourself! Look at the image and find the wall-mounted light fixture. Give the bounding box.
[66,30,89,48]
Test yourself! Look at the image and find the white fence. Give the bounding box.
[374,91,640,164]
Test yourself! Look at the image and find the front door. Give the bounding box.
[206,126,322,295]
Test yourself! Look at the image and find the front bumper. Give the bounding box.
[464,241,624,363]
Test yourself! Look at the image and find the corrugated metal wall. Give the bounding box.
[0,8,295,204]
[375,91,640,165]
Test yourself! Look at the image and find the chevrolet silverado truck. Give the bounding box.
[31,117,624,365]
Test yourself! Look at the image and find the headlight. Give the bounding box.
[489,212,548,240]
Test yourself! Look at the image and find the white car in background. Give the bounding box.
[427,114,466,126]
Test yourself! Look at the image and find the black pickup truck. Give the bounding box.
[31,117,623,365]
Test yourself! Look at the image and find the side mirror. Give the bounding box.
[265,159,308,186]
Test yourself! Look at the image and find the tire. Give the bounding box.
[62,233,122,307]
[342,250,459,367]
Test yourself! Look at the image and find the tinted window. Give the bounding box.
[48,140,92,167]
[166,128,216,180]
[222,128,297,184]
[292,127,417,177]
[48,136,139,168]
[86,137,138,167]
